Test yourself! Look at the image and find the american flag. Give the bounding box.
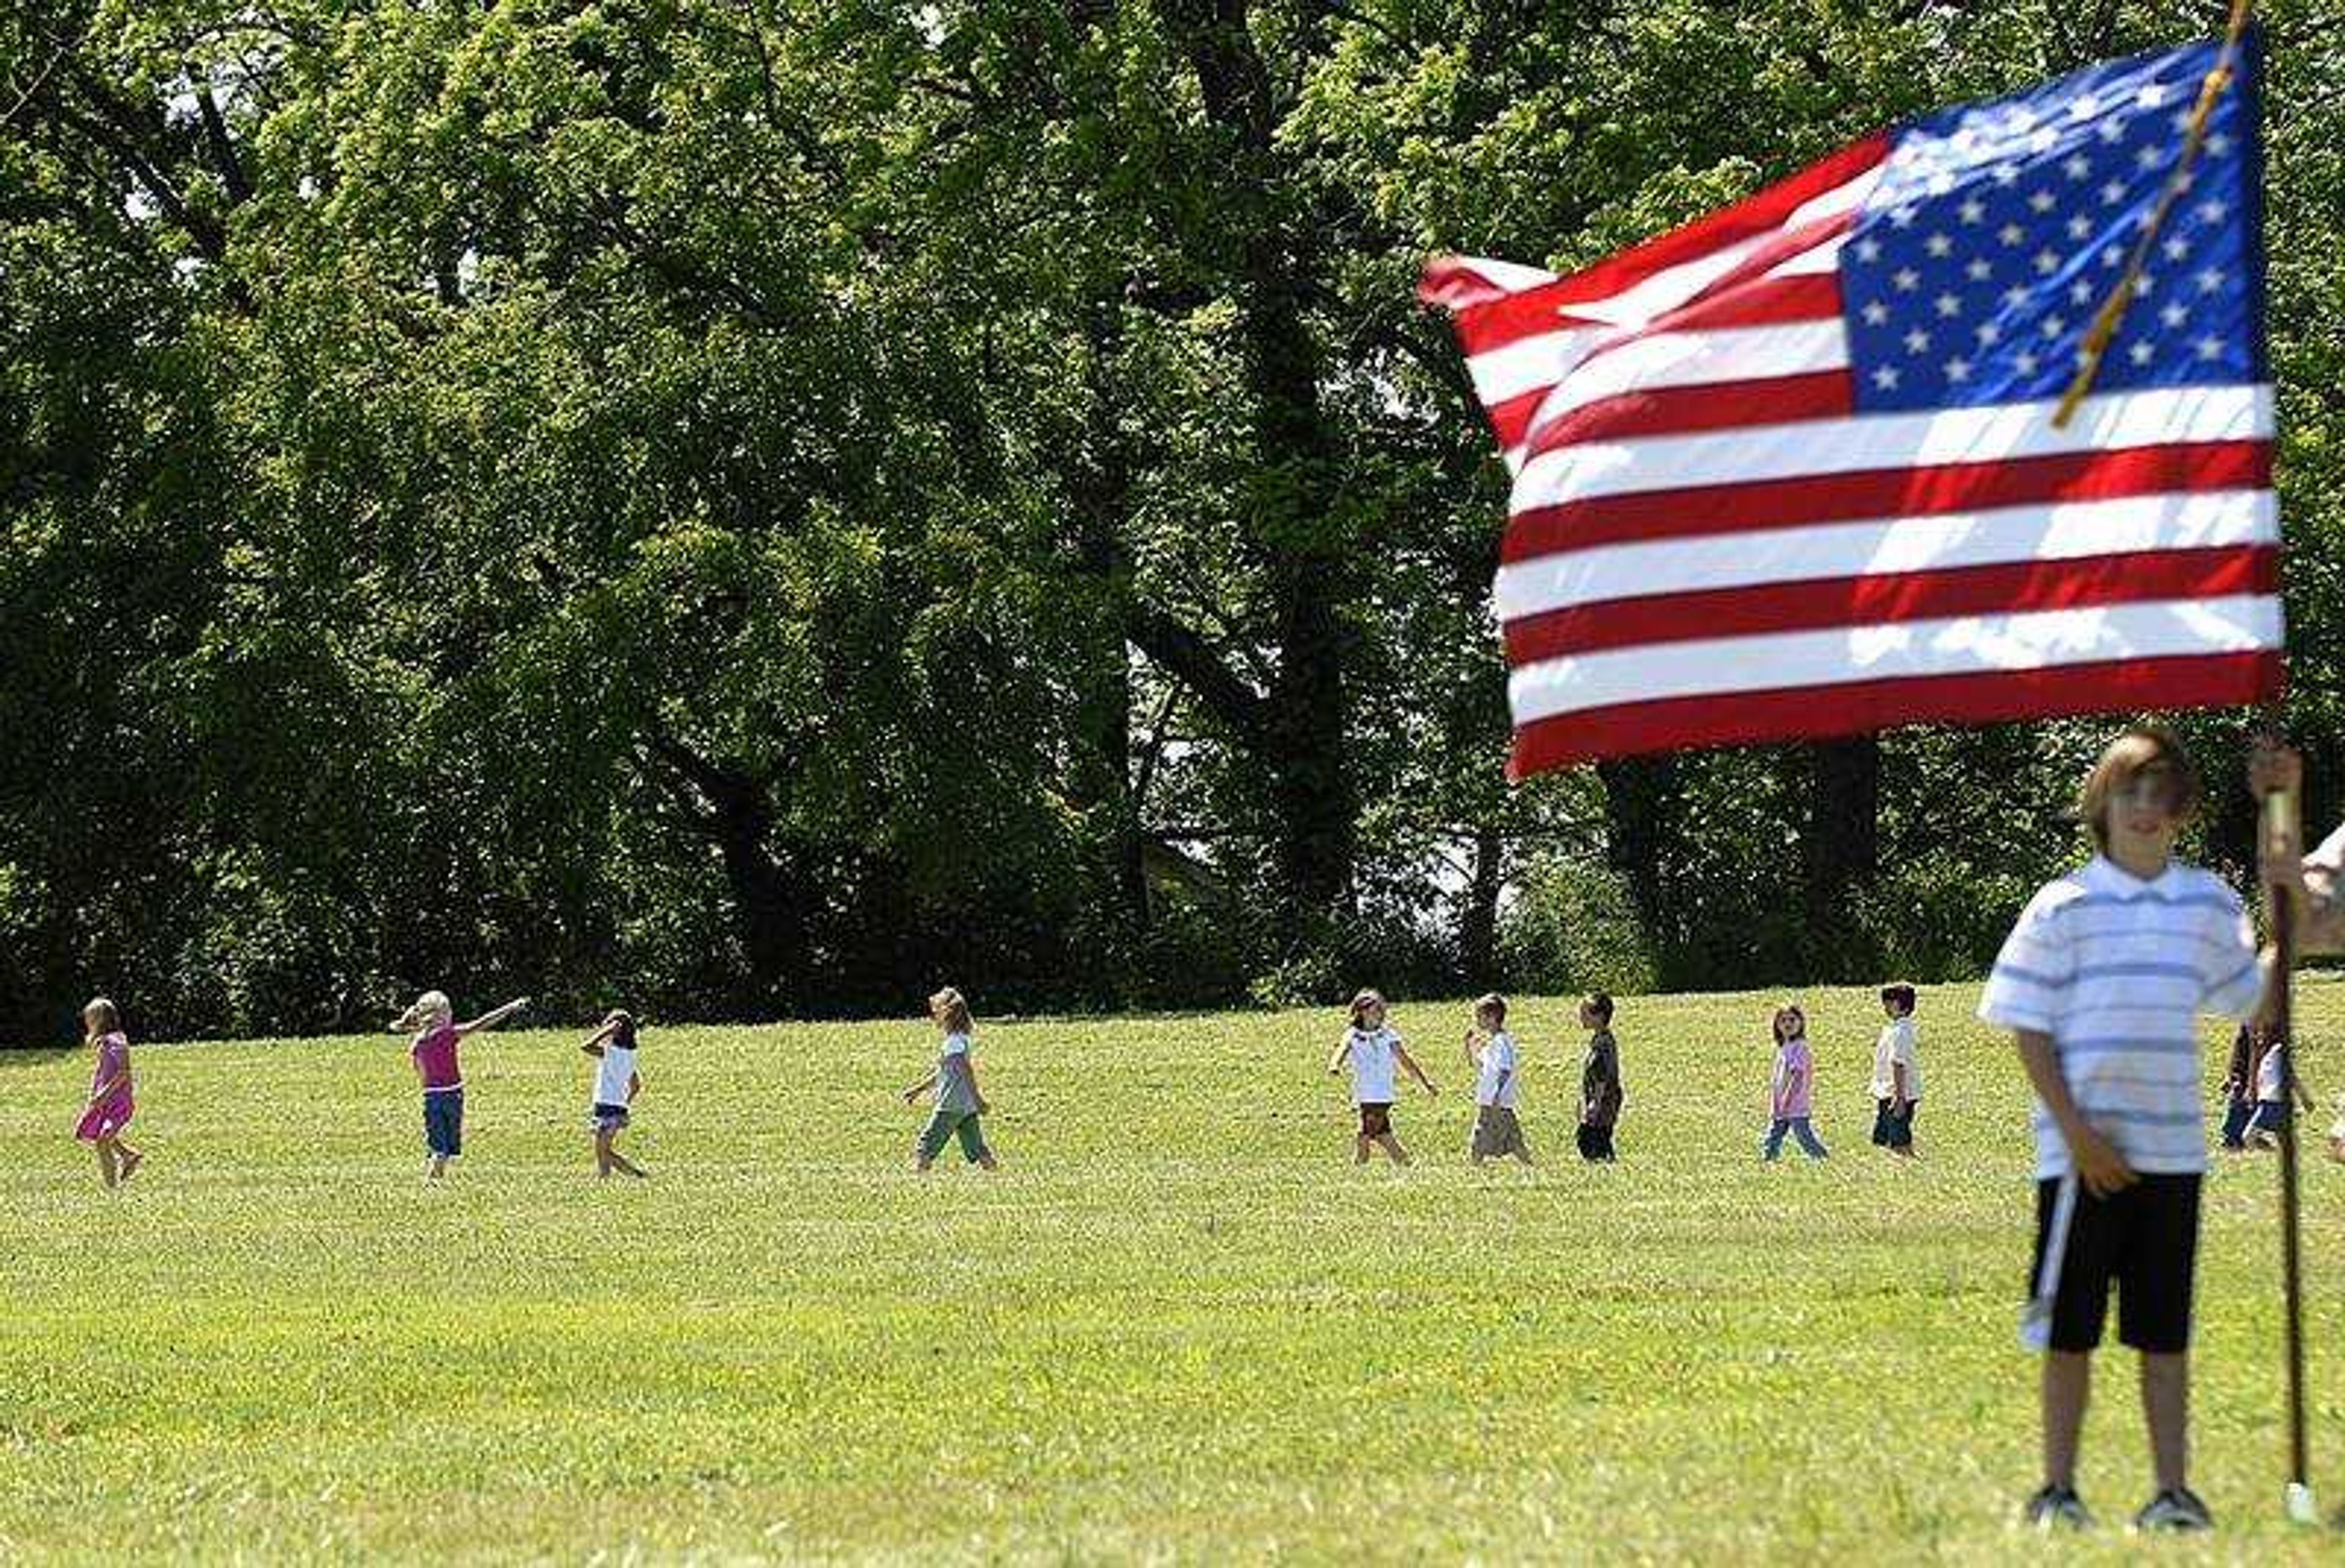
[1422,35,2278,780]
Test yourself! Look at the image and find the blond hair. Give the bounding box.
[1348,989,1387,1029]
[81,996,120,1042]
[2076,725,2200,850]
[928,986,973,1034]
[396,989,453,1032]
[1473,992,1508,1026]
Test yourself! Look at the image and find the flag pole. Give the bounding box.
[2053,0,2257,427]
[2258,744,2317,1524]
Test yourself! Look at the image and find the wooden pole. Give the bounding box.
[2261,777,2316,1523]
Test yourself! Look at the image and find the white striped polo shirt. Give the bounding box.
[1979,855,2262,1179]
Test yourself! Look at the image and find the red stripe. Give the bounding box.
[1502,440,2274,565]
[1525,370,1854,459]
[1427,133,1886,357]
[1627,271,1842,334]
[1507,652,2283,776]
[1502,546,2279,665]
[1541,134,1886,308]
[1448,286,1598,358]
[1488,385,1547,452]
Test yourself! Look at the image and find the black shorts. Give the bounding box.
[2029,1172,2201,1354]
[1871,1098,1917,1149]
[1357,1103,1393,1138]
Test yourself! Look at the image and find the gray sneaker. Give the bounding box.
[2133,1488,2213,1533]
[2023,1486,2094,1530]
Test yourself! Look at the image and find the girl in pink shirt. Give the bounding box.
[392,989,528,1179]
[1761,1002,1829,1161]
[73,996,144,1188]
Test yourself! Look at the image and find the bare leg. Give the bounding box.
[976,1150,998,1172]
[115,1140,143,1183]
[2043,1350,2092,1490]
[1376,1133,1412,1166]
[94,1139,118,1189]
[605,1135,648,1178]
[1512,1147,1536,1166]
[594,1127,616,1178]
[2141,1352,2189,1494]
[1353,1134,1371,1166]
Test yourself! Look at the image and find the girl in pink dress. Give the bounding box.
[74,997,144,1188]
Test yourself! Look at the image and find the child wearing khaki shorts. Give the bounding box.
[1465,994,1532,1166]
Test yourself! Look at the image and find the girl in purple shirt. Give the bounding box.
[392,989,528,1179]
[1761,1002,1829,1161]
[73,996,143,1188]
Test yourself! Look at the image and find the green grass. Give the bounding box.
[3,982,2343,1563]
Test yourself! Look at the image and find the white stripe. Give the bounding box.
[1525,321,1849,445]
[1558,166,1878,329]
[1461,171,1873,415]
[1452,257,1557,293]
[1770,234,1845,275]
[1467,328,1602,407]
[1506,593,2281,722]
[1493,489,2276,622]
[1786,164,1883,226]
[1510,384,2273,515]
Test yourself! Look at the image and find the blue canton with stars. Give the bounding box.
[1845,36,2264,413]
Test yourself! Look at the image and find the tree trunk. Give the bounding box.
[1801,735,1881,978]
[1162,0,1356,927]
[1067,311,1148,935]
[1596,755,1682,977]
[1458,822,1504,987]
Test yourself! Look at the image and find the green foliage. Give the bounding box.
[2,1,2341,1039]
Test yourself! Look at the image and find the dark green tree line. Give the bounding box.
[3,0,2341,1042]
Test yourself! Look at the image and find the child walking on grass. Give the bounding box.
[1577,993,1623,1163]
[1326,989,1435,1165]
[1982,726,2280,1534]
[1760,1003,1827,1161]
[1869,984,1922,1159]
[2245,1035,2314,1152]
[74,998,143,1189]
[392,989,529,1179]
[1463,993,1530,1166]
[2216,1022,2269,1152]
[904,986,997,1172]
[582,1009,647,1178]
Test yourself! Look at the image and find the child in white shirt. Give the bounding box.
[1325,989,1435,1165]
[1463,993,1531,1166]
[1869,984,1921,1158]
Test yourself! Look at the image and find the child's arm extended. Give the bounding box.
[1325,1039,1351,1076]
[965,1058,989,1114]
[1461,1029,1481,1076]
[1397,1045,1438,1096]
[903,1070,938,1105]
[456,996,530,1036]
[628,1069,642,1104]
[2015,1028,2134,1195]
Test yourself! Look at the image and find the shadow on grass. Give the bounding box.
[0,1046,76,1070]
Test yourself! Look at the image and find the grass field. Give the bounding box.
[4,982,2344,1564]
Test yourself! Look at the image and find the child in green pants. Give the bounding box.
[903,986,998,1172]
